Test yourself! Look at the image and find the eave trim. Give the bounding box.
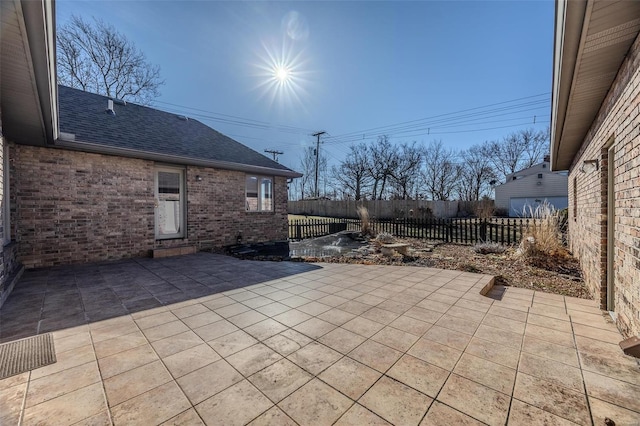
[54,137,303,178]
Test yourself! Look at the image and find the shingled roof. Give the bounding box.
[56,85,301,177]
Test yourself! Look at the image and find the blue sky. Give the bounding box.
[56,1,554,171]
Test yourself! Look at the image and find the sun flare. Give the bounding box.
[252,39,311,111]
[275,67,290,83]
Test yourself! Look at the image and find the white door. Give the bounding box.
[155,167,185,239]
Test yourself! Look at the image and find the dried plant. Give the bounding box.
[473,242,507,254]
[375,232,395,244]
[357,206,374,237]
[518,202,564,259]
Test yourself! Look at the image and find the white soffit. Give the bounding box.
[551,0,640,170]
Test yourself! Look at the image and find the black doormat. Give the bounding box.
[0,334,56,379]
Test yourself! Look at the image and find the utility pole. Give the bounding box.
[312,131,326,198]
[264,149,283,162]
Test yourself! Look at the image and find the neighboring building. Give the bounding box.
[551,0,640,338]
[0,0,300,306]
[494,157,568,217]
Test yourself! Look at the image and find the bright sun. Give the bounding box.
[252,40,310,110]
[275,67,290,83]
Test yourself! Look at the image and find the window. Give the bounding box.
[246,175,273,212]
[537,173,543,179]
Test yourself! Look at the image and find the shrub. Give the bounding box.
[473,242,507,254]
[493,208,509,217]
[375,232,395,244]
[474,199,495,219]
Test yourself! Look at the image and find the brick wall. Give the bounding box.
[0,117,21,306]
[10,144,290,268]
[569,34,640,337]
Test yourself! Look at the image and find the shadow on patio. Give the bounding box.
[0,252,321,343]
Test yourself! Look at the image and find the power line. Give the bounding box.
[150,92,551,155]
[323,100,550,146]
[322,92,550,143]
[150,99,313,134]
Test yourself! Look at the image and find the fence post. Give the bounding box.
[296,222,301,240]
[480,219,487,242]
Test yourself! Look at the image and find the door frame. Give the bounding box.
[605,140,615,312]
[154,165,186,240]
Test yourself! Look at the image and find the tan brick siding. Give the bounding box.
[569,33,640,337]
[10,145,289,268]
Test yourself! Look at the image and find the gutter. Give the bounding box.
[21,0,59,145]
[550,0,588,171]
[55,135,303,178]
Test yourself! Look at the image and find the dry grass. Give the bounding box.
[518,203,566,261]
[357,206,374,237]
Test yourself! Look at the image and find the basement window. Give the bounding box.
[246,175,273,212]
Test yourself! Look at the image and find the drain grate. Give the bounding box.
[0,334,56,379]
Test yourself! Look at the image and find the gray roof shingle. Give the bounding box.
[57,85,299,176]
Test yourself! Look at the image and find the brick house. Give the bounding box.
[551,0,640,338]
[0,0,300,306]
[494,157,568,217]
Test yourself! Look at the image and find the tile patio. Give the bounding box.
[0,252,639,425]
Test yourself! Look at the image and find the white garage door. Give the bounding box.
[509,197,568,217]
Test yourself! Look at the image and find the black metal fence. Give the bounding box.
[289,217,533,245]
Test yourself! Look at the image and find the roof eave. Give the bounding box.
[21,0,58,144]
[550,0,587,171]
[550,0,640,171]
[54,137,303,178]
[0,0,58,146]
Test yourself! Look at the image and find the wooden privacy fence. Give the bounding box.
[289,217,532,245]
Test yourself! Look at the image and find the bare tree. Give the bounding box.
[367,136,398,200]
[458,145,496,201]
[298,146,327,199]
[332,143,371,200]
[57,15,164,104]
[389,142,422,200]
[298,147,315,199]
[421,140,460,201]
[522,127,550,168]
[487,128,549,181]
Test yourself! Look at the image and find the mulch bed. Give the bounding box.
[298,238,590,299]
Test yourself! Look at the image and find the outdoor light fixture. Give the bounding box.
[195,175,203,182]
[580,159,599,173]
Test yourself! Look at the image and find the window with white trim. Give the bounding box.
[246,175,273,212]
